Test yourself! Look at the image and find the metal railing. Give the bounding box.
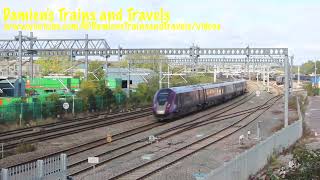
[1,154,67,180]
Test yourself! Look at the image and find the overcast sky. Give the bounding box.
[1,0,319,65]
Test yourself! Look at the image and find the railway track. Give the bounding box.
[110,95,282,180]
[4,90,255,169]
[4,82,261,174]
[1,109,152,151]
[0,106,151,137]
[69,91,275,177]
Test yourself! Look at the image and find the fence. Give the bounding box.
[205,119,303,180]
[0,95,122,124]
[1,154,67,180]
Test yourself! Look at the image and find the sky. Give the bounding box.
[0,0,320,65]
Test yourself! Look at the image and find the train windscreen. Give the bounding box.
[157,90,170,105]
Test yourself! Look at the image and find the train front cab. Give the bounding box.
[153,89,175,120]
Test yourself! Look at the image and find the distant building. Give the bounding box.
[0,60,41,77]
[105,67,156,89]
[0,78,25,97]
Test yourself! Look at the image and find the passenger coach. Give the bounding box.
[152,80,247,120]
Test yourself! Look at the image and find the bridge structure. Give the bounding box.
[0,31,291,127]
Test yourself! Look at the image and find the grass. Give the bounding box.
[16,142,37,154]
[0,117,57,133]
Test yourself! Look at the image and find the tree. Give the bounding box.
[45,93,63,117]
[77,81,97,111]
[293,60,320,75]
[74,71,84,79]
[89,61,105,81]
[96,80,115,109]
[35,56,71,76]
[128,77,159,106]
[116,54,168,72]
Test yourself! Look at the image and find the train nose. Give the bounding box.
[155,103,166,115]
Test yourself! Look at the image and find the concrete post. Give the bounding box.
[290,56,294,93]
[257,121,262,140]
[60,154,67,180]
[267,65,270,92]
[36,160,44,180]
[1,168,8,180]
[284,55,289,127]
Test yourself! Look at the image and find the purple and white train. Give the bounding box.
[152,80,247,120]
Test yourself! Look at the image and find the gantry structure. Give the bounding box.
[0,31,291,126]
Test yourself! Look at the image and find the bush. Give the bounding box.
[285,147,320,180]
[16,142,37,154]
[303,83,319,96]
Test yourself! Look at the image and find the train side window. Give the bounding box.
[180,94,184,106]
[175,95,179,105]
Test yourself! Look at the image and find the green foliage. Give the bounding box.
[74,71,84,79]
[47,93,60,102]
[35,56,71,76]
[114,54,168,72]
[169,74,216,87]
[285,147,320,180]
[16,142,37,153]
[96,80,115,108]
[113,87,127,105]
[303,83,320,96]
[89,61,105,80]
[45,93,62,116]
[129,77,159,106]
[293,60,320,75]
[77,81,97,111]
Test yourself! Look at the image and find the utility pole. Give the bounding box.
[84,34,89,80]
[167,64,170,88]
[284,55,289,127]
[105,55,109,79]
[290,56,294,92]
[267,65,270,92]
[213,66,217,83]
[298,65,300,86]
[315,59,317,87]
[246,46,250,80]
[29,32,34,79]
[263,65,266,89]
[18,31,23,96]
[127,60,131,98]
[159,59,162,89]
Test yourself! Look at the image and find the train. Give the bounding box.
[275,76,285,85]
[275,75,294,88]
[152,80,247,120]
